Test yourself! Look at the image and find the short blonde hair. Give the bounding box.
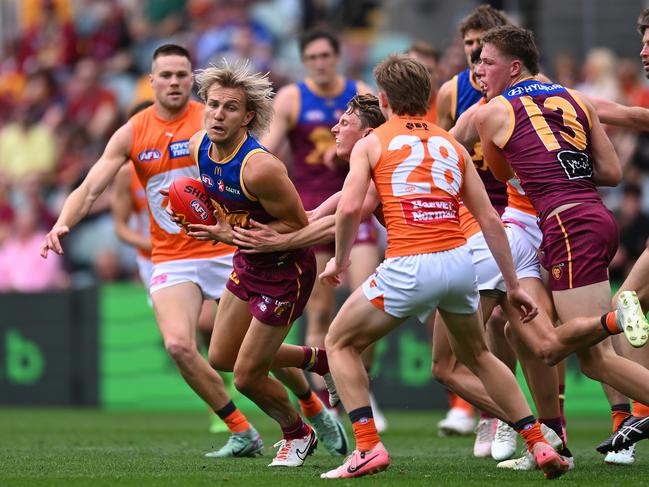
[195,60,274,138]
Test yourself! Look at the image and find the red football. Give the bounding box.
[168,176,217,225]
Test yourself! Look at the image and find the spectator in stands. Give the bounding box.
[610,184,649,280]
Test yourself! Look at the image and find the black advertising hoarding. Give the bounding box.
[0,287,98,405]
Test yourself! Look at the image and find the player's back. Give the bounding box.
[497,78,599,222]
[288,79,357,196]
[372,117,466,258]
[128,101,233,264]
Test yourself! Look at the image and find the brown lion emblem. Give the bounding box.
[551,265,562,280]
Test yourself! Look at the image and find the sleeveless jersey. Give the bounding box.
[128,101,233,264]
[452,70,507,210]
[195,131,297,266]
[287,78,357,195]
[497,78,598,222]
[372,116,466,258]
[128,162,151,259]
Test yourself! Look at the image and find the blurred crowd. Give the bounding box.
[0,0,648,292]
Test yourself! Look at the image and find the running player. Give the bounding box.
[319,54,569,480]
[262,30,378,410]
[185,60,340,468]
[474,25,649,446]
[40,45,262,457]
[435,6,512,443]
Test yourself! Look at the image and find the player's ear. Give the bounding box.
[243,111,255,126]
[363,128,374,137]
[510,59,522,78]
[378,91,389,109]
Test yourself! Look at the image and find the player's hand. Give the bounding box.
[40,225,69,258]
[319,257,350,287]
[159,187,185,228]
[187,211,234,245]
[507,285,538,323]
[232,219,287,253]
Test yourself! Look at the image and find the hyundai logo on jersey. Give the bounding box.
[202,174,214,188]
[304,109,325,122]
[169,140,190,158]
[138,149,162,162]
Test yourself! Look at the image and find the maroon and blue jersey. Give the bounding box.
[287,78,357,197]
[452,69,507,211]
[196,131,296,265]
[497,78,598,222]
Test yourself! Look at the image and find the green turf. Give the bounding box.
[1,409,648,486]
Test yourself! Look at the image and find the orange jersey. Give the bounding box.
[128,162,151,259]
[506,178,536,215]
[128,101,234,264]
[372,116,466,258]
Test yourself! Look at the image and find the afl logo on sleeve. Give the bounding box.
[169,140,190,159]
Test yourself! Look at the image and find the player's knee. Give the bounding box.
[164,337,194,364]
[537,336,563,367]
[208,349,234,372]
[431,359,450,384]
[233,369,262,396]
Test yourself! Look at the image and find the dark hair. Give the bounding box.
[299,30,340,55]
[623,183,642,198]
[346,94,385,129]
[152,44,192,63]
[373,55,431,116]
[129,100,153,118]
[470,46,483,65]
[481,25,540,75]
[407,41,439,63]
[459,5,510,38]
[638,8,649,35]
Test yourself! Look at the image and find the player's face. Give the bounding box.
[302,38,339,87]
[203,85,254,145]
[641,29,649,78]
[475,43,512,101]
[331,110,367,161]
[463,29,484,67]
[151,55,193,111]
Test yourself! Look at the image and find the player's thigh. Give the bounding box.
[151,281,203,342]
[326,287,404,353]
[437,308,488,364]
[553,280,612,321]
[348,243,380,290]
[209,288,253,370]
[197,299,217,335]
[616,248,649,309]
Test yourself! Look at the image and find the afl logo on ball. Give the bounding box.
[552,265,562,280]
[190,199,209,221]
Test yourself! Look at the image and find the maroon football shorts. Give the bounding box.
[540,202,618,291]
[226,248,316,326]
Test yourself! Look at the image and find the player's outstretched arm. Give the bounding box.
[450,103,481,148]
[233,215,335,253]
[461,152,537,322]
[576,94,622,187]
[111,164,152,253]
[586,94,649,133]
[41,122,133,258]
[436,78,455,130]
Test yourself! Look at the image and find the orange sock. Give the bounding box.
[222,409,251,433]
[352,418,381,452]
[447,391,457,409]
[602,311,619,335]
[632,400,649,417]
[612,409,631,432]
[454,396,475,415]
[519,421,546,452]
[298,391,324,418]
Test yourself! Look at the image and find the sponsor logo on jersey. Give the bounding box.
[552,264,563,280]
[406,121,429,131]
[190,199,210,221]
[202,174,214,188]
[217,180,225,192]
[216,179,242,196]
[400,197,459,226]
[305,109,325,122]
[168,140,190,158]
[138,149,162,162]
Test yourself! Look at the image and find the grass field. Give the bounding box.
[2,409,649,486]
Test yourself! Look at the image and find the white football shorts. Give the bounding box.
[149,254,234,300]
[467,224,541,292]
[362,244,479,323]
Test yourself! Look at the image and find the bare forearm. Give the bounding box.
[56,186,98,229]
[334,210,361,267]
[114,222,151,252]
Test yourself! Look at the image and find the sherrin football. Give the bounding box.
[168,176,217,225]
